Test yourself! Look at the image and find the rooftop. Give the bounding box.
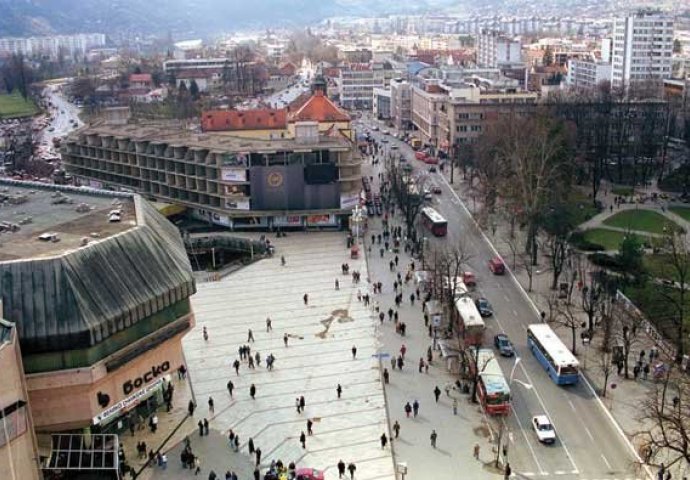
[201,109,288,132]
[70,122,352,152]
[289,90,350,123]
[0,181,135,261]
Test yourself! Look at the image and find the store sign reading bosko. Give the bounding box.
[122,361,170,395]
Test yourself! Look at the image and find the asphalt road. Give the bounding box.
[38,85,82,156]
[358,121,645,480]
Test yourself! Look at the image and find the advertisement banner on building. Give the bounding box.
[273,215,303,227]
[222,152,249,167]
[92,376,168,426]
[306,214,336,226]
[221,167,247,182]
[225,199,250,210]
[340,192,360,210]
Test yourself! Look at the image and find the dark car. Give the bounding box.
[475,297,493,317]
[494,333,515,357]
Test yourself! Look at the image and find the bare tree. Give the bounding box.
[613,302,645,379]
[431,240,474,320]
[548,296,581,355]
[636,364,690,467]
[598,349,614,398]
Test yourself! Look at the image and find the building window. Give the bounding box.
[0,400,28,447]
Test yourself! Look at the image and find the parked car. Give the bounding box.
[494,333,514,356]
[428,165,437,173]
[532,415,556,444]
[431,184,442,194]
[475,297,493,317]
[295,468,325,480]
[462,271,476,287]
[488,256,506,275]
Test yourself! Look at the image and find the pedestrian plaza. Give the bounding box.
[183,232,396,479]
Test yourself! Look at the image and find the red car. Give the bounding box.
[295,468,325,480]
[489,257,506,275]
[415,151,427,161]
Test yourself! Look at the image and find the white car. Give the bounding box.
[532,415,556,444]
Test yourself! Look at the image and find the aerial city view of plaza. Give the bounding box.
[0,1,689,479]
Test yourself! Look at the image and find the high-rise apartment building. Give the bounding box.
[611,11,674,89]
[0,33,106,59]
[476,32,522,68]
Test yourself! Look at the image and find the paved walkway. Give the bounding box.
[441,164,688,479]
[170,232,395,480]
[362,155,505,479]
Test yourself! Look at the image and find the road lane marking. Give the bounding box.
[511,407,545,475]
[512,310,518,317]
[436,173,649,477]
[568,399,577,411]
[504,294,510,302]
[600,453,612,470]
[584,426,595,441]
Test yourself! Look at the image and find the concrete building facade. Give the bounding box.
[62,122,362,230]
[611,12,674,89]
[373,87,392,120]
[567,58,613,89]
[390,79,413,131]
[338,64,384,110]
[476,32,522,68]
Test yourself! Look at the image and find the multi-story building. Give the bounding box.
[338,63,385,110]
[567,57,613,90]
[476,32,522,68]
[62,119,362,230]
[0,33,106,59]
[0,180,196,477]
[390,79,413,131]
[373,87,392,120]
[411,81,448,148]
[611,11,674,89]
[0,319,40,480]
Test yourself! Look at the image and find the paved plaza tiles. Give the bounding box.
[183,232,396,480]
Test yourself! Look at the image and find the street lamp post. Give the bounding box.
[496,357,533,468]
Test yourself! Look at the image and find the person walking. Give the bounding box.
[404,402,412,418]
[227,380,234,397]
[233,359,240,375]
[254,448,261,466]
[253,468,260,480]
[413,400,419,417]
[383,368,390,384]
[430,430,438,448]
[266,317,272,332]
[284,333,289,347]
[249,384,256,400]
[352,345,357,359]
[299,431,307,448]
[248,438,255,454]
[393,421,400,438]
[337,384,343,399]
[299,396,305,412]
[335,279,340,290]
[380,432,388,449]
[303,293,309,305]
[203,326,208,341]
[337,460,346,478]
[347,463,356,480]
[307,419,313,435]
[434,386,441,403]
[474,443,480,459]
[203,418,209,435]
[208,396,214,414]
[400,344,407,359]
[453,398,458,415]
[419,357,424,373]
[504,463,512,480]
[248,329,255,343]
[188,400,196,417]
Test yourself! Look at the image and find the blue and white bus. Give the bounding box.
[527,324,579,385]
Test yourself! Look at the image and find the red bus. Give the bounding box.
[470,348,511,415]
[421,207,447,237]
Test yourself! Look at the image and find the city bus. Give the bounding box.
[420,207,448,237]
[527,324,580,385]
[472,348,511,415]
[456,294,485,346]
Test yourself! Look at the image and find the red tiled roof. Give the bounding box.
[201,109,287,132]
[289,90,350,123]
[129,73,152,83]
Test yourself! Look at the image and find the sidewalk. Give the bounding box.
[363,157,506,480]
[441,164,686,479]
